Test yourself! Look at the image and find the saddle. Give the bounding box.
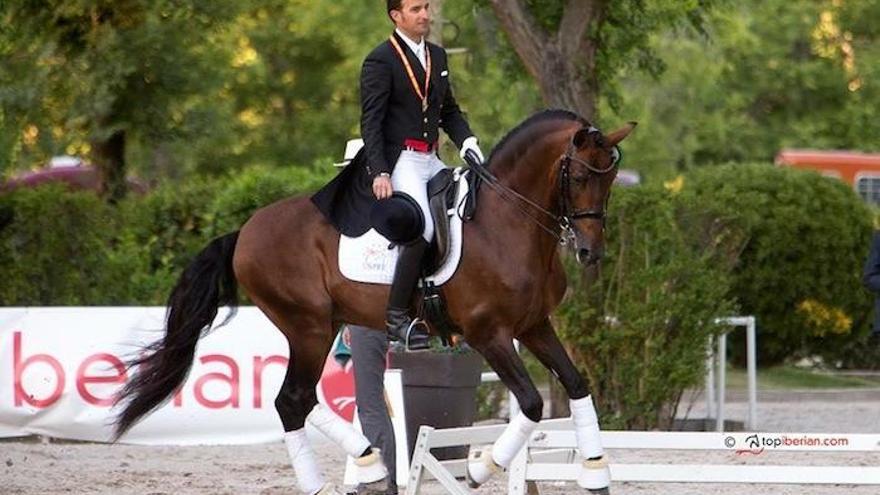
[424,167,479,274]
[420,168,480,344]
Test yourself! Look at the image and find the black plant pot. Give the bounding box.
[388,347,483,461]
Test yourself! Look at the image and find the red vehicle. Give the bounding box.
[775,149,880,203]
[1,156,146,194]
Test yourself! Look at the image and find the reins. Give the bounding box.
[463,137,618,247]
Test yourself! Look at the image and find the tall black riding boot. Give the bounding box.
[386,238,431,351]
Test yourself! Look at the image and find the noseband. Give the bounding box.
[464,132,619,246]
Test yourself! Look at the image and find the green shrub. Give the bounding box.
[556,187,740,430]
[0,185,133,305]
[209,165,334,235]
[117,176,221,304]
[682,163,874,366]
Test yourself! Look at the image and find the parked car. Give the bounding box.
[1,156,147,194]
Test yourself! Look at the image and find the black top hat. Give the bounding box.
[370,192,425,244]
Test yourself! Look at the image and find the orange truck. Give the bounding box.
[775,149,880,203]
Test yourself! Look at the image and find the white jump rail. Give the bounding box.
[406,418,880,495]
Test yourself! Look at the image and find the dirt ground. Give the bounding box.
[3,394,880,495]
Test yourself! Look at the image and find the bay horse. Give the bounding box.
[113,109,635,494]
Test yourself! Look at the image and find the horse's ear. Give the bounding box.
[605,121,638,147]
[572,127,601,149]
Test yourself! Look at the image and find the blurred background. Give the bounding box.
[2,0,879,428]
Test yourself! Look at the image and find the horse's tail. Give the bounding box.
[113,231,240,440]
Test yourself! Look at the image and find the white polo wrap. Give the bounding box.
[306,403,371,457]
[571,395,604,459]
[283,428,325,495]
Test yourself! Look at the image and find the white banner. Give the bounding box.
[0,307,371,447]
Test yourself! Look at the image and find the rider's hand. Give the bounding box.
[460,136,484,163]
[372,174,393,199]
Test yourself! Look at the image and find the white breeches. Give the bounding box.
[391,150,447,242]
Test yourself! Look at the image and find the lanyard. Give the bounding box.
[388,35,431,113]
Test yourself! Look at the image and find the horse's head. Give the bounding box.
[560,122,637,266]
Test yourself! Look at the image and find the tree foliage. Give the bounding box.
[0,0,244,199]
[603,0,880,179]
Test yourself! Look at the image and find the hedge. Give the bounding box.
[681,163,875,367]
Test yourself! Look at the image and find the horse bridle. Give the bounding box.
[464,129,620,246]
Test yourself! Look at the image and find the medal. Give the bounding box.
[389,34,431,113]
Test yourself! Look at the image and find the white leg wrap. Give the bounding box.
[571,395,604,459]
[467,413,538,487]
[492,412,539,468]
[306,403,371,457]
[306,404,386,484]
[283,428,326,495]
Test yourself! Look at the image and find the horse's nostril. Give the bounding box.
[577,248,591,264]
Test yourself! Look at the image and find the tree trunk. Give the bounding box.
[91,129,127,203]
[429,0,444,46]
[488,0,603,120]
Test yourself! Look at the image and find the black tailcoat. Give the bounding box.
[312,32,473,236]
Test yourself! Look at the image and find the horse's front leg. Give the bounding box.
[519,318,610,494]
[465,334,544,488]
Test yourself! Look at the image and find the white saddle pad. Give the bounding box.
[338,169,469,286]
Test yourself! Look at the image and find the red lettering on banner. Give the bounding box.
[75,353,128,406]
[13,331,65,408]
[193,354,240,409]
[253,355,288,408]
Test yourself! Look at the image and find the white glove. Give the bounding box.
[460,136,484,163]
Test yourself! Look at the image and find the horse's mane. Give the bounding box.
[487,109,590,167]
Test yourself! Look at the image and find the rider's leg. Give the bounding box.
[384,151,444,350]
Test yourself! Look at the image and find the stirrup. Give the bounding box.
[404,318,430,351]
[388,317,430,351]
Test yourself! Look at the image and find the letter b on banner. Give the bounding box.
[14,332,65,408]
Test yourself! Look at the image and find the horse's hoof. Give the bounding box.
[577,457,610,492]
[354,448,388,485]
[466,446,500,488]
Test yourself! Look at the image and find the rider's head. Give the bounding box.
[388,0,431,41]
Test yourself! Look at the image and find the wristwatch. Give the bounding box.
[378,172,391,178]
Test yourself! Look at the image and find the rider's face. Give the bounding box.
[391,0,431,41]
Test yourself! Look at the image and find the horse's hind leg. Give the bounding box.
[465,334,544,488]
[519,318,610,494]
[272,318,387,494]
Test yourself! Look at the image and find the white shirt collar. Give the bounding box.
[395,28,425,57]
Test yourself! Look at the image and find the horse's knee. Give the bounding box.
[275,388,316,431]
[566,376,590,400]
[518,392,543,423]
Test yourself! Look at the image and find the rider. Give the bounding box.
[362,0,484,350]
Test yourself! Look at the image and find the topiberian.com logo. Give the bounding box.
[724,433,850,456]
